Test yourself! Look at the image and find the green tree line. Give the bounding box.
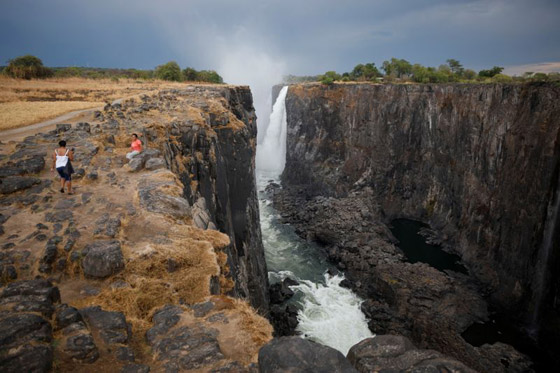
[313,58,559,85]
[1,55,224,84]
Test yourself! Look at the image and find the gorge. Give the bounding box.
[1,80,559,372]
[269,82,560,371]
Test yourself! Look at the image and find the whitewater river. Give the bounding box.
[255,86,373,355]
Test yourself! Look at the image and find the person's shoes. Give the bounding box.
[60,188,64,193]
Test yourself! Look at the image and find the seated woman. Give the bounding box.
[126,133,143,160]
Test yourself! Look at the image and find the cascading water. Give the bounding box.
[256,86,373,355]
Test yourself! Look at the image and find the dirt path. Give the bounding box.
[0,97,132,143]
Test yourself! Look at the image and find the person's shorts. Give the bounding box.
[56,167,71,181]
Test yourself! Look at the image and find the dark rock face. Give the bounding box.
[258,337,357,373]
[0,176,41,194]
[163,86,269,314]
[277,83,560,371]
[0,280,60,372]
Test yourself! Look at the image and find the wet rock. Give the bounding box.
[347,335,477,373]
[269,304,299,337]
[81,240,124,278]
[145,157,165,170]
[269,280,295,304]
[258,337,357,373]
[0,176,41,194]
[79,306,130,344]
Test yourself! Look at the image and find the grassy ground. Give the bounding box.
[0,76,187,130]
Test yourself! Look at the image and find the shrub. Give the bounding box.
[155,61,182,81]
[491,74,513,83]
[196,70,224,83]
[479,66,504,78]
[319,71,341,85]
[3,54,53,79]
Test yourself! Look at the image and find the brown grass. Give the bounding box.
[0,76,188,130]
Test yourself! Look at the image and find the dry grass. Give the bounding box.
[0,76,188,130]
[0,101,103,130]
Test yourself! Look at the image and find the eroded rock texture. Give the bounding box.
[275,82,560,371]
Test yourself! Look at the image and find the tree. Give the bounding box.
[320,71,341,85]
[463,69,477,80]
[196,70,224,83]
[3,54,53,79]
[382,58,412,78]
[350,63,380,81]
[446,59,464,77]
[155,61,182,81]
[183,67,198,81]
[478,66,504,78]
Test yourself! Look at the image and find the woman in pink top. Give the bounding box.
[126,133,143,160]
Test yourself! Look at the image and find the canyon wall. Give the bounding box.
[0,85,271,371]
[278,82,560,366]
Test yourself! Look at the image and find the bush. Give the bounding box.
[491,74,513,83]
[479,66,504,78]
[319,71,341,85]
[3,54,53,79]
[196,70,224,83]
[155,61,182,81]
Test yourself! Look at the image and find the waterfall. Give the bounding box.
[530,171,560,334]
[256,86,288,174]
[256,86,374,355]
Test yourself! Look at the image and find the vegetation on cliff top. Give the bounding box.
[283,58,559,85]
[2,54,224,84]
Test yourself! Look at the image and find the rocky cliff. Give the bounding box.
[0,85,271,371]
[274,82,560,370]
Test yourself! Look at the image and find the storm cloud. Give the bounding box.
[1,0,559,75]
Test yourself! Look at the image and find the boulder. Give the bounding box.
[79,306,130,344]
[0,176,41,194]
[347,335,477,373]
[145,158,165,170]
[81,240,124,278]
[0,344,53,373]
[258,337,357,373]
[138,184,190,219]
[0,279,61,317]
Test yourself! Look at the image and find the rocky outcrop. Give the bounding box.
[275,82,560,370]
[0,84,272,371]
[139,86,270,314]
[258,337,357,373]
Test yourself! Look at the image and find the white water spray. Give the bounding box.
[256,86,289,174]
[257,88,374,355]
[294,274,374,355]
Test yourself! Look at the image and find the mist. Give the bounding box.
[216,45,286,143]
